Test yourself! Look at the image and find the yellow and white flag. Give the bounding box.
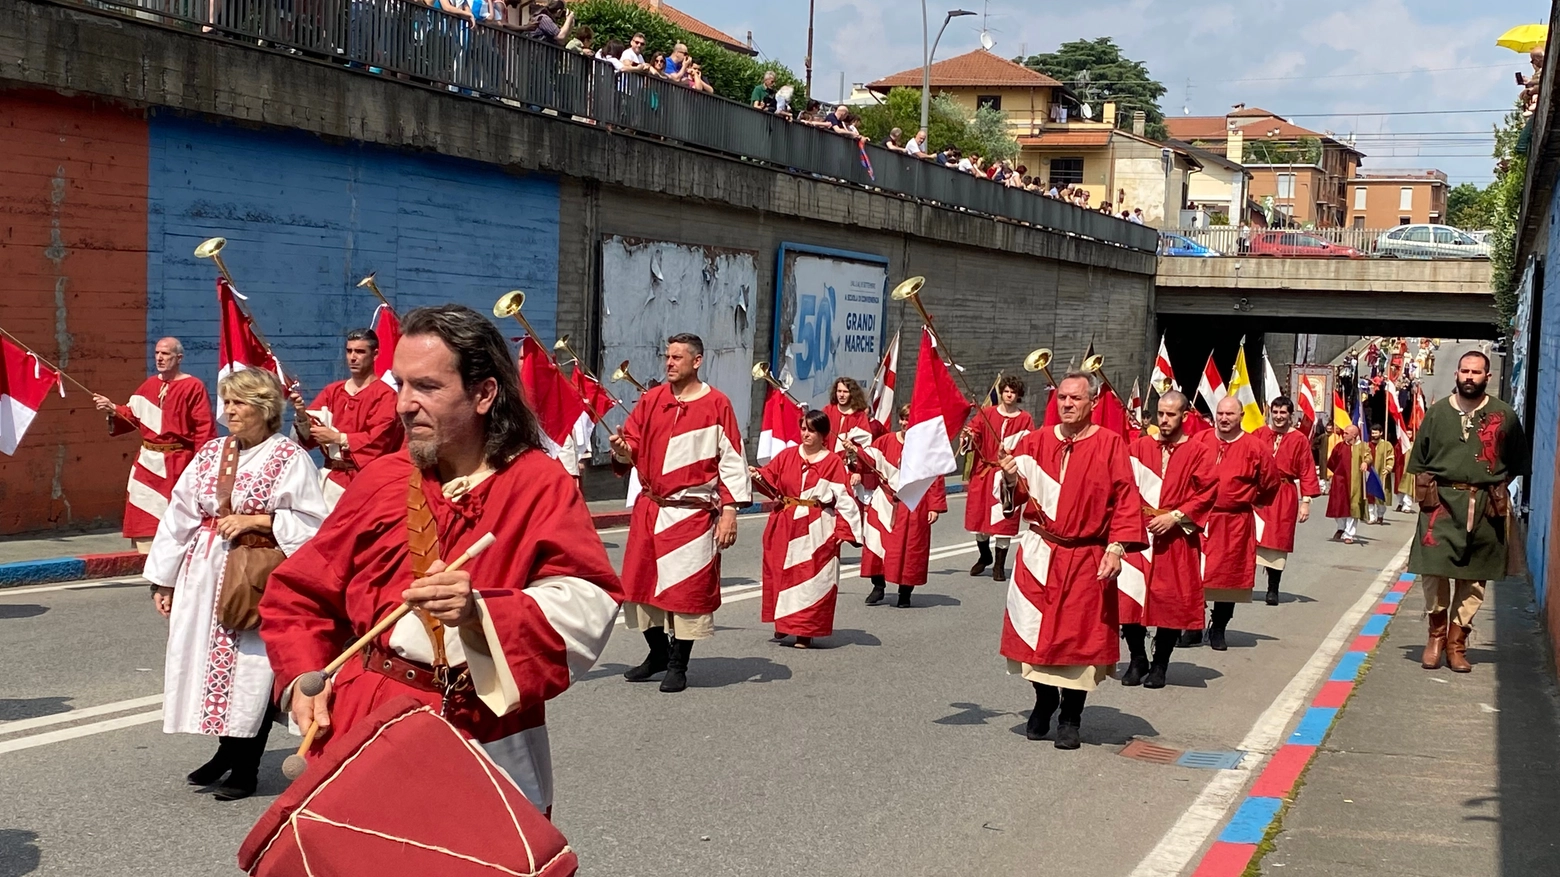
[1227,338,1264,432]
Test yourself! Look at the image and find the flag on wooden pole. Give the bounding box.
[370,303,402,390]
[756,385,805,463]
[1195,352,1227,415]
[0,337,61,455]
[898,328,971,511]
[868,329,900,433]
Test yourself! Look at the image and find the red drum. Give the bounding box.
[239,696,577,877]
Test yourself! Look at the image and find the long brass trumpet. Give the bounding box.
[891,275,1005,463]
[1023,347,1057,387]
[194,237,298,390]
[357,273,394,312]
[612,359,648,393]
[751,361,804,405]
[555,334,626,413]
[1082,353,1142,429]
[493,290,543,343]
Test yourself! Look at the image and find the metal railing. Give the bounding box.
[62,0,1158,254]
[1161,226,1492,259]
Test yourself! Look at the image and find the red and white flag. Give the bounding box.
[570,368,614,423]
[517,335,587,449]
[1151,335,1177,392]
[868,329,900,433]
[1129,377,1143,421]
[1195,351,1226,415]
[0,338,61,455]
[217,278,287,421]
[898,328,971,511]
[1296,377,1319,426]
[756,385,804,464]
[370,303,402,390]
[1385,380,1412,457]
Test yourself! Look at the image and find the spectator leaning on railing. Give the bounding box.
[685,61,714,94]
[564,25,592,53]
[905,128,929,158]
[885,127,905,152]
[597,38,626,71]
[619,32,651,73]
[752,70,779,113]
[1518,45,1545,155]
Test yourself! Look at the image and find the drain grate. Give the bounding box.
[1176,749,1247,770]
[1119,740,1183,764]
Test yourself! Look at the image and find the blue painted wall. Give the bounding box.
[145,113,561,398]
[1527,186,1560,606]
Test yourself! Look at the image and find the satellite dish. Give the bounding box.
[1080,103,1093,120]
[980,31,994,51]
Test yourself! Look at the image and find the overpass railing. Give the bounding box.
[1162,226,1491,259]
[57,0,1157,254]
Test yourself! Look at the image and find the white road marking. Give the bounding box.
[0,710,163,755]
[0,694,164,735]
[1126,536,1412,877]
[0,576,150,598]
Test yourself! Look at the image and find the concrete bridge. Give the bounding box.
[1155,257,1498,338]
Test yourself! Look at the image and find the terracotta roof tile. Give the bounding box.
[868,49,1063,90]
[1017,130,1112,148]
[613,0,754,55]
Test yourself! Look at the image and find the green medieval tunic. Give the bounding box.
[1406,395,1528,581]
[1368,439,1396,503]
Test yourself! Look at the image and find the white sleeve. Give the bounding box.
[831,476,863,544]
[269,450,329,555]
[143,463,206,587]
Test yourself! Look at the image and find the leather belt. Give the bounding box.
[1142,505,1171,516]
[324,459,355,472]
[644,489,719,511]
[365,644,471,695]
[1440,480,1481,491]
[779,496,825,510]
[1028,523,1105,549]
[142,440,189,453]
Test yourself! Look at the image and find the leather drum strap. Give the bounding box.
[216,438,238,517]
[405,468,448,672]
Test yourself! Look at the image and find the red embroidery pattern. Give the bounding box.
[195,438,302,735]
[1476,412,1505,474]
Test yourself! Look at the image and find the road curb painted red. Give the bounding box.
[1188,571,1417,877]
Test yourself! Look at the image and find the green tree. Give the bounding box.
[569,0,805,105]
[1018,38,1168,141]
[1446,182,1497,229]
[856,89,1019,162]
[1489,102,1528,324]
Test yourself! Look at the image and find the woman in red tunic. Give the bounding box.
[750,410,864,647]
[857,404,947,608]
[823,377,876,453]
[961,376,1035,581]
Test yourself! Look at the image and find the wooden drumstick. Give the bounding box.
[281,719,322,780]
[294,532,497,698]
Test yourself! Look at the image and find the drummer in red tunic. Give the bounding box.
[261,305,623,813]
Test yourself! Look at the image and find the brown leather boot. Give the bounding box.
[1446,623,1473,673]
[1421,611,1447,669]
[992,547,1009,582]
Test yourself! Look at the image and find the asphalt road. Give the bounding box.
[0,493,1412,877]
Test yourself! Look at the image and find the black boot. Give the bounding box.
[1145,627,1178,689]
[1054,689,1086,750]
[659,637,694,693]
[1178,628,1203,648]
[1265,568,1282,606]
[865,575,886,605]
[1120,624,1149,687]
[624,628,670,681]
[187,737,234,786]
[970,539,993,576]
[896,585,914,608]
[1209,602,1233,651]
[992,546,1010,583]
[213,715,273,801]
[1025,682,1059,740]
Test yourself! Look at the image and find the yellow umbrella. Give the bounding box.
[1497,23,1548,53]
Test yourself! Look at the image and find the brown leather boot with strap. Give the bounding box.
[1421,610,1448,670]
[1446,623,1473,673]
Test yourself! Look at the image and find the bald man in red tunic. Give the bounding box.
[288,327,404,509]
[1192,395,1277,651]
[93,337,214,552]
[999,372,1145,750]
[1253,395,1323,605]
[1120,391,1217,688]
[610,333,750,694]
[262,304,623,813]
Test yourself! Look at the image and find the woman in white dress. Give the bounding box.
[145,368,328,800]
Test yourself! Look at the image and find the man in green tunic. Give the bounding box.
[1406,351,1528,673]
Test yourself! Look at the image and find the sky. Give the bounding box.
[668,0,1547,187]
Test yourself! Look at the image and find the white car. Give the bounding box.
[1374,224,1490,259]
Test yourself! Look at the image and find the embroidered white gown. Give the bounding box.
[144,433,328,738]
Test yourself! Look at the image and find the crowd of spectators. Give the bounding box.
[592,30,715,94]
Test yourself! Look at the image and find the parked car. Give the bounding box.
[1374,224,1490,259]
[1467,229,1494,245]
[1159,233,1221,257]
[1247,231,1364,258]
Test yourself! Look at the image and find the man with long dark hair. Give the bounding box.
[261,304,624,812]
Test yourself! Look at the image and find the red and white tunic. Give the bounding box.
[823,403,876,454]
[616,383,751,614]
[963,408,1034,536]
[1000,426,1145,679]
[143,434,327,738]
[755,447,863,637]
[1196,430,1277,600]
[1252,425,1323,556]
[1121,435,1218,629]
[294,378,405,507]
[109,375,215,538]
[858,431,946,587]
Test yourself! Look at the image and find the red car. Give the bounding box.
[1246,231,1363,258]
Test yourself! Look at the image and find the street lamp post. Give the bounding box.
[920,5,976,136]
